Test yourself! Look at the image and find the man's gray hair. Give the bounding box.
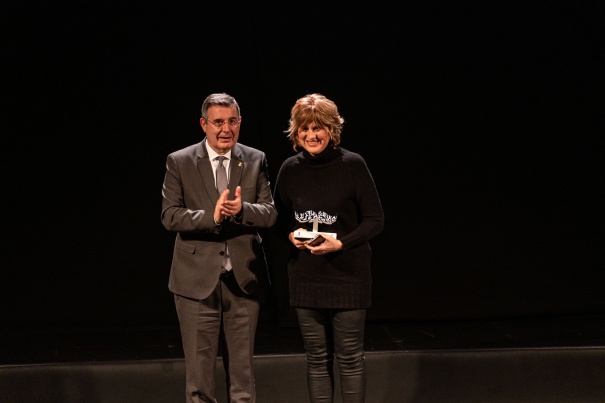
[201,93,240,120]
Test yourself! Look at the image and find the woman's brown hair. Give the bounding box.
[286,94,344,151]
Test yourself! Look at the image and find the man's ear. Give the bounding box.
[200,118,206,132]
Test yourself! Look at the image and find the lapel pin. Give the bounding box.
[238,162,242,167]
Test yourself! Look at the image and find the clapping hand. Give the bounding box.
[221,186,242,218]
[214,189,230,223]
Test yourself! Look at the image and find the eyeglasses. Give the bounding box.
[207,118,241,128]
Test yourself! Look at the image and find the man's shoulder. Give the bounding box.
[167,141,268,163]
[168,141,204,160]
[232,143,266,160]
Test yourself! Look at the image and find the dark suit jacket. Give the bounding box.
[161,139,277,300]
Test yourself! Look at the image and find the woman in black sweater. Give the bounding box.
[274,94,384,403]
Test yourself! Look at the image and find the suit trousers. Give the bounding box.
[175,273,259,403]
[295,307,367,403]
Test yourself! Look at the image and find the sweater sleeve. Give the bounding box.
[273,160,295,240]
[339,155,384,251]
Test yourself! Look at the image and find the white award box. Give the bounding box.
[293,231,337,240]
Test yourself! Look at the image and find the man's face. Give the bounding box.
[200,105,241,155]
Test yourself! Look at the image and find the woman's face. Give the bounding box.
[298,122,329,155]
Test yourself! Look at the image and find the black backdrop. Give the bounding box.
[3,1,603,329]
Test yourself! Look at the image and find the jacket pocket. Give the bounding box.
[175,240,196,254]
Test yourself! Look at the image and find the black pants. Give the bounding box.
[295,307,367,403]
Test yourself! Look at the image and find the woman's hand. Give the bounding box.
[289,228,308,250]
[306,234,343,255]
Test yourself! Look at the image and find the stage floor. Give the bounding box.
[1,314,604,402]
[1,314,603,365]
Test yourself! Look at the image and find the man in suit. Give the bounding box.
[161,93,277,403]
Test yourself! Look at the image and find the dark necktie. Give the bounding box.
[215,156,232,272]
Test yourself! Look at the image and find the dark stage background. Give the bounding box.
[2,1,603,329]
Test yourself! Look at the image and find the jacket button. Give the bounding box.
[220,251,225,256]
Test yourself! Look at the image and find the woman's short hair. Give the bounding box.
[286,94,344,151]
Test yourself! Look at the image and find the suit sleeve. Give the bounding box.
[161,154,219,233]
[238,153,277,228]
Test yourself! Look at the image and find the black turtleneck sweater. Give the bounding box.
[274,146,384,309]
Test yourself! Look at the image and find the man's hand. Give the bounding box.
[289,228,308,250]
[221,186,242,218]
[214,189,230,224]
[306,234,343,255]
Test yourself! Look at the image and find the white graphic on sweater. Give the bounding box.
[295,210,337,225]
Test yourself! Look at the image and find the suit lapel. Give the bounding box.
[228,145,244,198]
[195,139,220,206]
